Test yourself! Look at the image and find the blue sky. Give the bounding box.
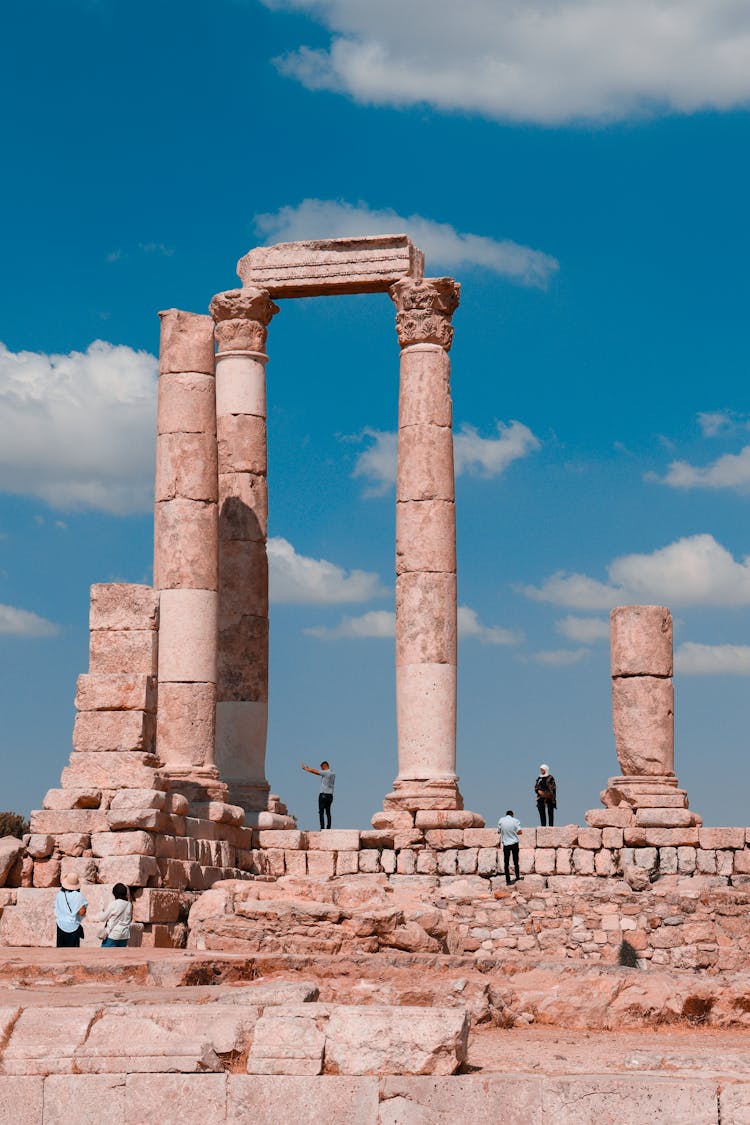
[2,0,750,830]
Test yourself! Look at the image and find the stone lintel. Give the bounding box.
[237,234,424,298]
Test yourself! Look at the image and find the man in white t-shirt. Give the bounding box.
[497,809,523,886]
[301,760,336,829]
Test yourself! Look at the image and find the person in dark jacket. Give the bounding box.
[535,764,557,826]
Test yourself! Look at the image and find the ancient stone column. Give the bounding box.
[588,605,700,828]
[155,310,226,802]
[377,278,482,828]
[209,288,279,817]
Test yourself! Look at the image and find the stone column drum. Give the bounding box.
[377,278,482,828]
[590,605,700,828]
[154,309,226,802]
[209,288,278,817]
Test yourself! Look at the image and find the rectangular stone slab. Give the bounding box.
[237,235,424,297]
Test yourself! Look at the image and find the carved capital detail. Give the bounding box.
[209,288,280,353]
[390,277,460,351]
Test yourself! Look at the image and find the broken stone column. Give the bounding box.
[209,288,280,819]
[587,605,700,829]
[155,309,226,803]
[376,278,482,830]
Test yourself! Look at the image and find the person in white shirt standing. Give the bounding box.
[497,809,523,886]
[94,882,133,948]
[301,760,336,829]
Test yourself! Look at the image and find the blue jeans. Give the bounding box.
[101,937,128,947]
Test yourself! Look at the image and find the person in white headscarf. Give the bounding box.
[534,764,557,826]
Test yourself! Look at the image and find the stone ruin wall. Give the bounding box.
[0,236,747,963]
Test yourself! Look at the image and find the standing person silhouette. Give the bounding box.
[301,760,335,829]
[535,764,557,827]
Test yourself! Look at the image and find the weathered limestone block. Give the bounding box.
[307,830,360,852]
[624,827,700,848]
[534,849,555,875]
[220,539,269,617]
[219,473,268,542]
[396,424,455,502]
[89,630,158,676]
[2,1006,99,1074]
[217,616,268,701]
[424,830,464,850]
[576,828,603,850]
[246,1006,326,1075]
[0,838,25,886]
[156,682,216,767]
[29,811,108,834]
[227,1075,378,1122]
[324,1006,469,1076]
[89,583,159,632]
[0,1076,43,1123]
[635,808,700,829]
[43,1076,125,1122]
[91,831,156,857]
[157,371,216,434]
[699,827,745,849]
[572,848,595,875]
[398,345,452,427]
[237,234,424,297]
[155,501,218,590]
[191,801,245,827]
[25,835,54,859]
[306,852,336,877]
[61,751,160,792]
[158,589,217,682]
[585,808,634,828]
[257,831,306,850]
[217,414,267,475]
[96,855,159,886]
[73,710,155,754]
[155,431,218,503]
[544,1076,717,1122]
[536,827,578,849]
[464,829,501,848]
[610,605,672,677]
[395,572,457,666]
[336,852,359,876]
[612,676,674,775]
[158,309,215,375]
[32,857,61,887]
[75,673,157,713]
[42,789,103,810]
[414,811,483,830]
[109,788,167,811]
[54,834,91,858]
[396,500,456,575]
[602,827,624,848]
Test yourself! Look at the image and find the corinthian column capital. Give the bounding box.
[389,277,461,351]
[209,287,280,353]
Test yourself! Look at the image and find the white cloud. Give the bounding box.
[529,648,589,666]
[676,642,750,675]
[261,0,750,125]
[268,536,387,604]
[555,615,610,643]
[352,429,398,497]
[455,421,540,476]
[304,604,521,642]
[697,411,733,437]
[0,604,59,638]
[305,609,395,639]
[457,606,522,645]
[0,340,157,514]
[655,446,750,493]
[524,534,750,609]
[352,420,540,494]
[255,200,558,288]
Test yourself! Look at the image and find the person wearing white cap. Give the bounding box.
[534,764,557,827]
[54,873,88,948]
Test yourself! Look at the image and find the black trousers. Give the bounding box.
[537,798,555,827]
[503,842,520,884]
[56,925,81,948]
[318,792,333,830]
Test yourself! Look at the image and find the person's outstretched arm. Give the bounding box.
[301,763,322,776]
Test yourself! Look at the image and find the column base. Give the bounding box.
[373,778,484,829]
[586,774,701,828]
[162,766,230,809]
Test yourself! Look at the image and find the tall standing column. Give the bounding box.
[155,309,226,801]
[378,278,482,827]
[209,288,279,816]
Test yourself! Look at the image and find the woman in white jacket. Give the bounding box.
[96,882,132,948]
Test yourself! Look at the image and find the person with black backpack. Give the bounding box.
[535,764,557,827]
